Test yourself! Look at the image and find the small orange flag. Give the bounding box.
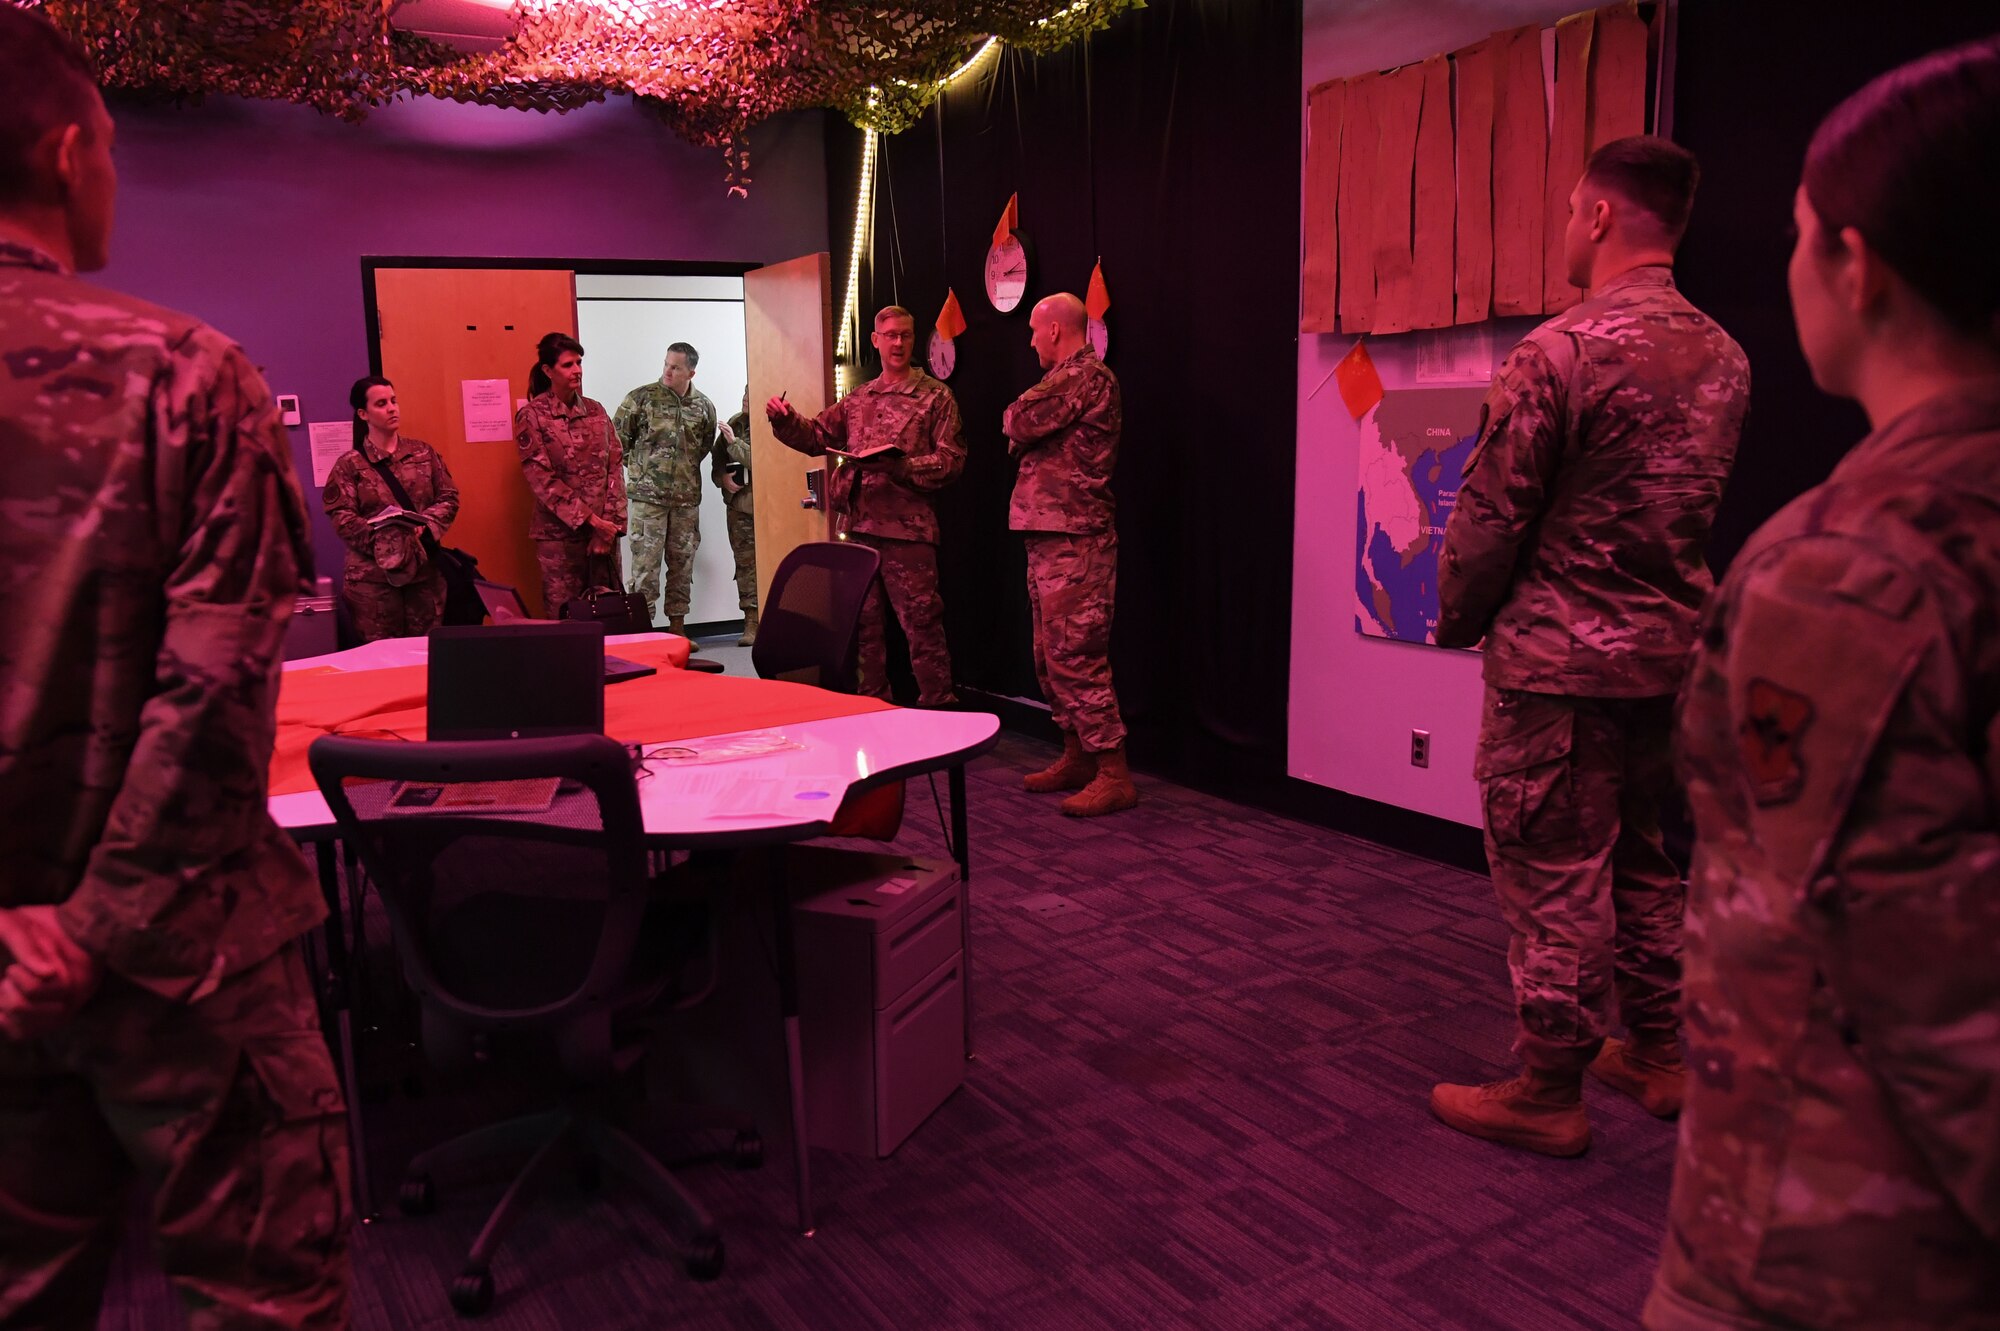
[935,289,967,340]
[991,192,1019,247]
[1085,259,1110,321]
[1334,338,1385,420]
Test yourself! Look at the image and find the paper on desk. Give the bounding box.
[644,732,804,765]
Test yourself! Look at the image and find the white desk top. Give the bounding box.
[273,635,999,841]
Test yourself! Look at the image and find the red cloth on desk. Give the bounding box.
[271,638,905,837]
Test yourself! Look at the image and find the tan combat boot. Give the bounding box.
[1429,1067,1590,1156]
[1060,746,1139,817]
[668,615,699,652]
[1023,731,1094,793]
[1588,1037,1687,1118]
[738,609,758,647]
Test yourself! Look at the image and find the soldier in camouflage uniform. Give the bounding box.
[0,11,351,1324]
[615,342,715,638]
[767,306,963,705]
[1649,42,2000,1329]
[1003,293,1137,818]
[713,388,759,644]
[516,332,626,615]
[1431,137,1750,1155]
[322,375,461,642]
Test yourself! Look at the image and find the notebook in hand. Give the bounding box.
[824,439,905,464]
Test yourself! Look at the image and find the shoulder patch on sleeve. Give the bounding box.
[1740,677,1815,807]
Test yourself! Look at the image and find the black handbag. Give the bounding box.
[559,585,652,635]
[364,453,486,626]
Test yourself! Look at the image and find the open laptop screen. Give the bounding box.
[427,622,605,740]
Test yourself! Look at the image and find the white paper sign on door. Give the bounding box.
[461,378,515,443]
[307,421,351,487]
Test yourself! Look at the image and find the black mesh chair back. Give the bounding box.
[308,733,653,1077]
[750,539,881,693]
[308,732,739,1309]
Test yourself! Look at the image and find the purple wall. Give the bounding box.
[99,93,830,579]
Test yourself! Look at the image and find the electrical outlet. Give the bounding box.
[1410,729,1430,768]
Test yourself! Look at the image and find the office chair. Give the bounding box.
[308,733,754,1315]
[751,540,881,693]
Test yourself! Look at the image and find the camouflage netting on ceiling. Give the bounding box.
[28,0,1141,189]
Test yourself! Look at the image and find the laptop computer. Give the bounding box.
[428,622,606,740]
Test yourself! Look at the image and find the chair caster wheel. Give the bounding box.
[685,1234,724,1281]
[449,1268,493,1315]
[398,1175,436,1216]
[731,1130,763,1170]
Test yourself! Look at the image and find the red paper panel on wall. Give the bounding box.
[1337,72,1381,333]
[1302,79,1345,335]
[1368,62,1424,335]
[1490,23,1547,318]
[1409,54,1456,331]
[1296,1,1655,335]
[1453,35,1497,326]
[1590,1,1649,148]
[1544,10,1596,314]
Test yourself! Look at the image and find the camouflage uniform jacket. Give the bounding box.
[614,380,715,507]
[0,240,323,1003]
[515,391,626,541]
[1649,383,2000,1331]
[1003,345,1121,534]
[769,370,965,542]
[321,435,460,585]
[1437,265,1749,696]
[713,410,754,515]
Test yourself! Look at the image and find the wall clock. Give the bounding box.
[929,288,966,379]
[985,192,1029,313]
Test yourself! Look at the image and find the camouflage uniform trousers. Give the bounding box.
[1476,686,1683,1072]
[536,536,623,617]
[849,532,954,706]
[725,502,758,612]
[1025,530,1126,753]
[340,567,446,643]
[0,942,351,1329]
[627,500,700,621]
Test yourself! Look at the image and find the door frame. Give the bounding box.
[360,255,761,377]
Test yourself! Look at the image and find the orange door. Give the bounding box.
[744,253,834,608]
[372,268,576,616]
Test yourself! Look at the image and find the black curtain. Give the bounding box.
[843,0,1304,785]
[1674,0,2000,572]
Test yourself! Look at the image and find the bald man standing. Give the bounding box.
[1002,293,1137,817]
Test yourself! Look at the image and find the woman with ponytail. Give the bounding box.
[1653,36,2000,1331]
[321,375,461,640]
[513,331,625,611]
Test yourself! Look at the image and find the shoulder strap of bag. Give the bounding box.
[365,451,444,559]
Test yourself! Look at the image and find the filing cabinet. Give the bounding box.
[787,847,966,1157]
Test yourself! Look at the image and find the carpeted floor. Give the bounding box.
[97,732,1676,1330]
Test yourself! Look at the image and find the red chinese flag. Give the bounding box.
[992,192,1019,247]
[936,289,967,340]
[1086,260,1110,320]
[1335,338,1384,420]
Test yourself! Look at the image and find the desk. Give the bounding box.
[275,634,999,1234]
